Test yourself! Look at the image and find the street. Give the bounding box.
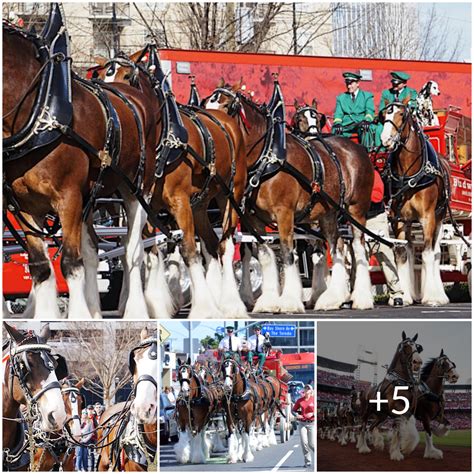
[172,302,471,320]
[160,431,312,471]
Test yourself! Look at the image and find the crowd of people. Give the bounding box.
[444,391,472,410]
[75,402,104,472]
[317,370,357,389]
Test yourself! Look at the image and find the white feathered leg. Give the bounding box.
[351,228,374,309]
[253,244,281,313]
[81,223,102,319]
[219,237,248,318]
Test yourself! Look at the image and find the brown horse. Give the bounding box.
[34,378,85,471]
[205,79,375,312]
[2,322,68,471]
[3,15,160,320]
[358,331,423,461]
[380,98,450,306]
[174,358,222,463]
[417,350,459,459]
[93,49,249,319]
[97,328,157,471]
[221,357,257,463]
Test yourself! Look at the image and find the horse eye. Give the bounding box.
[123,74,131,80]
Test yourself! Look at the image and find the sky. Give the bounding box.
[318,321,471,384]
[418,2,471,61]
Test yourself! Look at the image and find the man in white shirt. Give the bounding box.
[247,325,267,373]
[218,326,242,361]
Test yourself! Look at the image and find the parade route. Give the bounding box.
[160,431,310,471]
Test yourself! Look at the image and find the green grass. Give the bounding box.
[419,429,471,448]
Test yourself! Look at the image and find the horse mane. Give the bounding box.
[420,357,438,381]
[239,91,267,115]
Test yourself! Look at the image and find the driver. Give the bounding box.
[332,72,378,148]
[218,326,242,362]
[247,325,267,373]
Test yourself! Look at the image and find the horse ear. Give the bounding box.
[140,327,149,341]
[294,99,299,110]
[440,348,444,357]
[76,378,86,389]
[129,48,146,64]
[94,55,109,67]
[402,331,407,340]
[402,96,410,105]
[413,333,418,341]
[231,77,243,91]
[3,322,23,343]
[384,99,389,107]
[40,323,51,341]
[187,356,191,365]
[177,358,182,366]
[312,98,318,109]
[217,77,225,88]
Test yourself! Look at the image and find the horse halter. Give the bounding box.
[61,385,83,422]
[7,339,65,411]
[436,355,457,379]
[397,337,423,380]
[294,106,323,133]
[379,102,411,150]
[208,87,241,116]
[129,336,158,390]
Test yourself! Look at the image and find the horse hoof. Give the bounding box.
[424,449,443,460]
[358,446,371,454]
[277,297,305,313]
[252,294,281,313]
[390,452,404,461]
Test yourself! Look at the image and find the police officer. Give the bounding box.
[218,326,242,361]
[379,71,417,111]
[332,72,377,148]
[247,325,267,373]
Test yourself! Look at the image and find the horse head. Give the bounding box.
[379,96,412,151]
[129,327,157,425]
[396,331,423,377]
[177,357,194,397]
[4,322,67,432]
[61,377,85,440]
[292,98,326,134]
[422,349,459,384]
[92,50,143,85]
[221,356,240,392]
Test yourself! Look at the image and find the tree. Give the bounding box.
[56,322,149,408]
[331,3,463,61]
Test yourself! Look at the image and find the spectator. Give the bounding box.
[86,405,98,470]
[293,384,315,469]
[77,410,93,471]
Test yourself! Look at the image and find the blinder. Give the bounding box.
[54,354,69,380]
[128,339,158,375]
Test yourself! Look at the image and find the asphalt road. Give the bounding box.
[6,303,470,320]
[160,431,311,471]
[174,302,471,320]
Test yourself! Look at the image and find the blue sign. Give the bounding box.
[215,326,225,334]
[261,324,296,338]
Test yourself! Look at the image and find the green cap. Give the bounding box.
[226,326,234,331]
[343,71,362,82]
[390,71,410,83]
[253,325,262,330]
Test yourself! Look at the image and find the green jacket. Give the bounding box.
[333,90,375,129]
[379,86,417,111]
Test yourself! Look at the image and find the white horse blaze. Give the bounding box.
[380,106,398,148]
[38,371,67,432]
[132,346,157,424]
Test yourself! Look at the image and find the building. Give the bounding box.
[332,3,418,59]
[3,2,335,74]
